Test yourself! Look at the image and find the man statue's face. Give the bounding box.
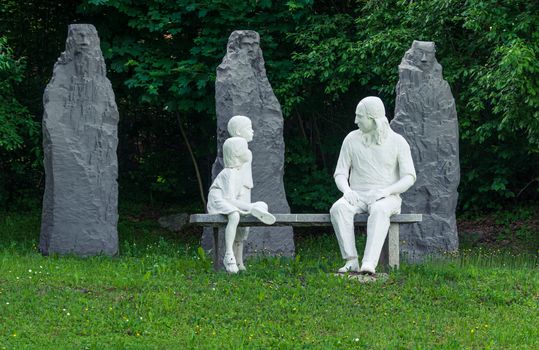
[355,111,376,133]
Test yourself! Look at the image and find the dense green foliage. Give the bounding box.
[278,0,539,209]
[0,0,84,209]
[0,36,39,206]
[78,0,312,208]
[0,0,537,212]
[0,211,538,348]
[0,37,33,151]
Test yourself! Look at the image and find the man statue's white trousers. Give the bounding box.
[330,195,401,268]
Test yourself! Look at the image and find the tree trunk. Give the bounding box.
[176,112,207,209]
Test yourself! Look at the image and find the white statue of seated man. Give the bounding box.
[330,96,416,275]
[207,121,275,274]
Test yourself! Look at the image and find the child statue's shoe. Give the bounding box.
[250,202,276,225]
[223,253,239,274]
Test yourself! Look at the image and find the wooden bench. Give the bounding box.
[189,213,422,270]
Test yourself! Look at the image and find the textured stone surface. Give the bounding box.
[201,30,294,260]
[40,24,119,257]
[332,272,389,283]
[158,213,189,232]
[390,40,460,261]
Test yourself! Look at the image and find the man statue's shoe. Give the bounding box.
[250,202,276,225]
[337,259,360,273]
[360,263,376,275]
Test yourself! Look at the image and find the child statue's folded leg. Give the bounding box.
[250,202,276,225]
[223,211,240,274]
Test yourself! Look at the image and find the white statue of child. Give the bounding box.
[207,136,275,273]
[226,115,254,271]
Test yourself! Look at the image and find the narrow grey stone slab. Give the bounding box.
[201,30,294,260]
[40,24,119,257]
[158,213,189,232]
[390,40,460,261]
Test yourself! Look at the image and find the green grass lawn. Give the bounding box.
[0,211,538,349]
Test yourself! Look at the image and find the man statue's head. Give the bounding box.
[354,96,389,145]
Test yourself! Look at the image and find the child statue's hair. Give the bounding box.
[223,137,249,168]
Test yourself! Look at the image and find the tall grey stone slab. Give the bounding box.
[390,40,460,261]
[40,24,119,257]
[201,30,294,262]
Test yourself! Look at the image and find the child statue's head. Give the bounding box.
[227,115,253,142]
[223,137,250,168]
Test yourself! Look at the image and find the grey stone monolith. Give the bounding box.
[390,40,460,261]
[40,24,119,257]
[201,30,294,262]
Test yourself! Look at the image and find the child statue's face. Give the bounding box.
[238,122,254,142]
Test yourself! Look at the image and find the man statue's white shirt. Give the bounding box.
[334,129,416,204]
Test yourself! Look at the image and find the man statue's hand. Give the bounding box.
[365,189,390,205]
[343,190,361,206]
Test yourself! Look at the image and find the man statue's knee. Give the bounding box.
[330,201,346,217]
[369,202,392,217]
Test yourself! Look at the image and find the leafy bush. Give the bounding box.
[281,0,539,210]
[0,37,39,207]
[1,0,537,212]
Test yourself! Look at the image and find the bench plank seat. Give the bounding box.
[190,213,422,226]
[189,213,422,271]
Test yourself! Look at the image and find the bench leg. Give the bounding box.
[379,236,388,271]
[213,226,219,271]
[379,223,400,271]
[388,223,399,269]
